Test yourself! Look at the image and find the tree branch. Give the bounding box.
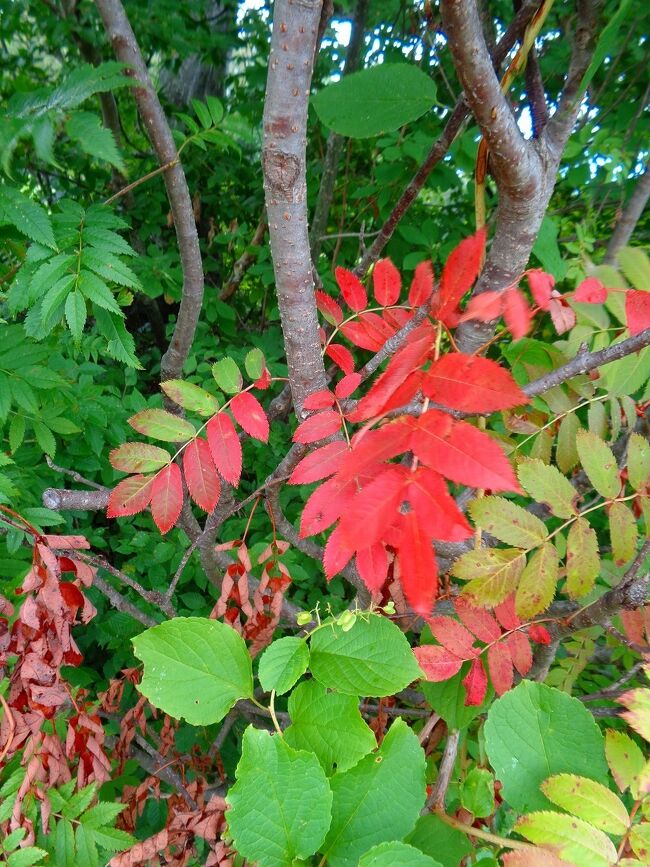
[604,157,650,264]
[220,215,267,301]
[261,0,328,416]
[94,0,204,382]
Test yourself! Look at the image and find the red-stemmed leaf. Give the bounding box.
[325,343,356,375]
[183,437,221,512]
[315,290,344,325]
[435,229,486,325]
[300,475,357,537]
[574,277,608,304]
[255,367,272,390]
[454,598,501,643]
[323,523,355,579]
[505,630,533,675]
[494,595,520,630]
[409,261,434,307]
[527,270,554,310]
[338,466,405,550]
[415,645,464,681]
[503,286,533,339]
[355,543,389,592]
[304,390,336,411]
[410,410,521,492]
[293,410,342,444]
[107,474,155,518]
[109,442,171,473]
[396,511,439,616]
[151,463,184,534]
[487,643,514,696]
[423,354,529,413]
[427,616,478,659]
[462,657,488,706]
[289,441,349,485]
[373,258,401,306]
[206,413,242,486]
[527,623,552,645]
[335,266,367,311]
[626,290,650,336]
[231,391,269,443]
[405,467,472,542]
[335,372,362,399]
[383,307,412,331]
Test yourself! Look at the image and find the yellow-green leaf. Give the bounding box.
[128,409,195,442]
[576,430,620,499]
[605,730,646,796]
[452,548,526,607]
[566,518,600,598]
[469,496,548,548]
[516,543,558,619]
[556,414,580,474]
[109,442,170,473]
[541,774,629,835]
[517,458,578,519]
[212,357,243,394]
[628,432,650,491]
[609,501,638,566]
[161,380,220,416]
[619,687,650,742]
[630,822,650,863]
[588,400,608,440]
[530,428,554,464]
[515,811,618,867]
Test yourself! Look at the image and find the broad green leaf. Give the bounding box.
[0,185,56,248]
[629,822,650,862]
[627,432,650,490]
[617,246,650,290]
[556,413,580,474]
[532,216,566,279]
[453,548,526,607]
[227,726,332,867]
[7,849,48,867]
[160,379,220,416]
[64,290,86,344]
[212,357,243,394]
[74,825,99,867]
[309,614,423,697]
[132,616,254,725]
[258,636,309,695]
[619,687,650,741]
[541,774,629,834]
[517,458,578,519]
[421,662,493,729]
[245,347,265,380]
[66,111,125,171]
[460,767,495,818]
[312,63,437,138]
[54,818,76,867]
[359,841,441,866]
[284,680,376,775]
[484,681,608,812]
[405,815,473,867]
[192,98,213,129]
[128,408,195,442]
[515,542,558,619]
[576,430,620,498]
[605,730,646,795]
[530,427,553,464]
[469,496,547,548]
[600,344,650,397]
[321,719,426,866]
[566,518,600,598]
[609,501,638,565]
[515,812,617,867]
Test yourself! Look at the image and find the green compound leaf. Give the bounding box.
[321,719,426,866]
[132,617,253,725]
[128,408,195,442]
[566,517,600,598]
[453,548,526,607]
[359,841,442,866]
[627,432,650,490]
[541,774,629,835]
[515,811,618,867]
[517,458,578,519]
[469,496,548,548]
[515,542,558,619]
[575,430,620,499]
[64,290,87,345]
[109,443,170,474]
[161,379,220,416]
[484,681,608,812]
[309,613,423,697]
[227,726,332,867]
[284,680,376,775]
[556,413,580,474]
[312,63,437,138]
[406,815,473,867]
[212,356,243,394]
[0,185,56,248]
[258,636,309,695]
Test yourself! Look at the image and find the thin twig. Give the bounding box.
[45,456,106,491]
[427,729,460,811]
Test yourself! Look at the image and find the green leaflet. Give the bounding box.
[515,812,617,867]
[517,458,578,518]
[469,496,548,548]
[212,356,243,393]
[453,548,526,607]
[576,430,620,499]
[609,501,638,565]
[627,432,650,490]
[258,635,309,695]
[541,774,629,835]
[515,542,558,619]
[565,518,600,598]
[358,841,442,866]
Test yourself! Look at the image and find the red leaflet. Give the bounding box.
[409,260,434,307]
[231,391,269,443]
[574,277,607,304]
[549,298,576,334]
[410,410,521,492]
[494,595,520,630]
[503,286,533,339]
[325,343,355,375]
[206,413,243,486]
[405,467,472,542]
[423,354,529,413]
[323,524,355,579]
[396,511,439,616]
[303,390,336,410]
[151,463,183,534]
[293,410,342,444]
[460,290,503,323]
[626,290,650,336]
[315,290,344,325]
[487,643,514,696]
[337,420,412,480]
[435,229,486,324]
[338,466,405,550]
[340,320,384,351]
[454,598,501,643]
[427,616,478,659]
[528,624,552,645]
[183,437,221,512]
[300,475,356,537]
[414,645,464,681]
[288,441,348,485]
[373,258,401,306]
[462,657,488,706]
[505,630,533,676]
[527,270,554,310]
[335,266,367,311]
[355,543,389,592]
[107,474,155,518]
[383,307,412,330]
[254,367,272,390]
[360,310,395,343]
[335,372,362,399]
